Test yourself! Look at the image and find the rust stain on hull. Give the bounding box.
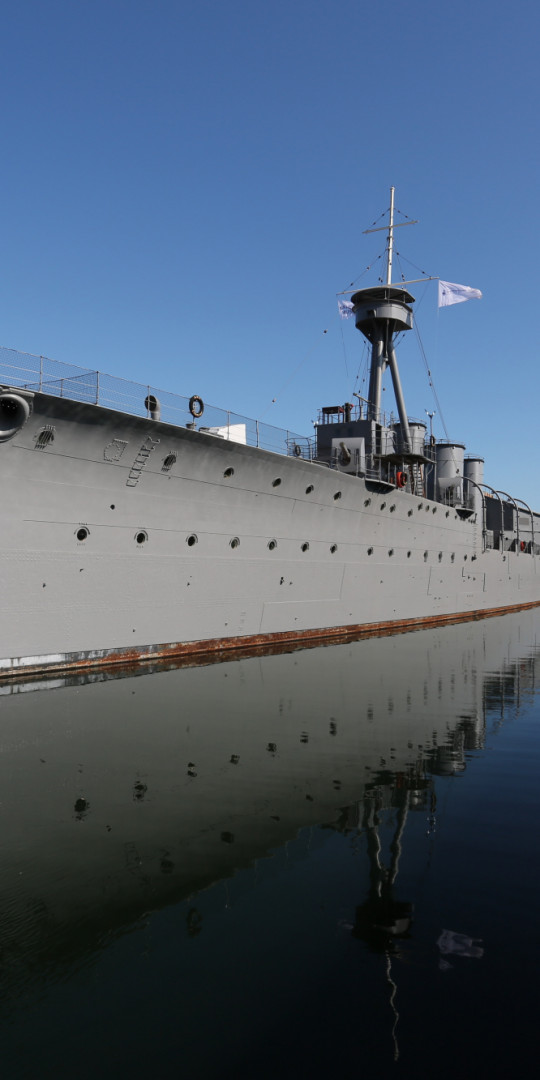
[3,599,540,685]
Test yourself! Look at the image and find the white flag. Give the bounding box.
[438,280,482,307]
[338,298,354,319]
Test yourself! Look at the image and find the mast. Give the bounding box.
[351,188,416,449]
[386,185,395,285]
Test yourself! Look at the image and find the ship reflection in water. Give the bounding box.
[1,612,540,1078]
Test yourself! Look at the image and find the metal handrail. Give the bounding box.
[0,345,310,460]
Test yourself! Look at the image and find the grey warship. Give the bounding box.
[1,190,539,677]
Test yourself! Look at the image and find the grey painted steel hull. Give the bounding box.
[1,386,540,676]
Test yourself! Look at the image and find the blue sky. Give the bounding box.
[2,0,539,503]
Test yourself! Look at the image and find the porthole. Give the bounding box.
[438,551,443,561]
[423,551,428,562]
[76,527,89,542]
[388,548,394,557]
[380,501,386,510]
[186,534,198,547]
[110,504,115,510]
[390,504,396,513]
[464,554,468,560]
[432,507,437,514]
[446,511,450,518]
[418,503,423,511]
[333,491,342,501]
[407,551,411,558]
[224,467,234,478]
[272,478,282,488]
[135,531,148,545]
[162,453,177,472]
[268,539,277,551]
[425,506,430,513]
[230,537,240,549]
[305,484,314,495]
[301,542,309,552]
[451,553,455,562]
[367,547,374,556]
[364,498,371,507]
[330,544,338,554]
[407,509,413,517]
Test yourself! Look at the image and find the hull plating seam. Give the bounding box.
[2,598,540,681]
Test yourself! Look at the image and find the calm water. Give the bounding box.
[1,611,539,1078]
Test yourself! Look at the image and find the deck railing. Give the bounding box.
[0,345,312,459]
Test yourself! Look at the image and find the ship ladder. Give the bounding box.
[408,462,424,497]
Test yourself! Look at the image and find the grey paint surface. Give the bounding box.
[1,386,539,672]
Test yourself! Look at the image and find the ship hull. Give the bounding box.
[1,389,540,677]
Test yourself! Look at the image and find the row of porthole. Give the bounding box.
[367,547,459,562]
[215,469,456,517]
[186,535,340,553]
[75,526,338,554]
[368,498,451,518]
[75,527,464,562]
[76,527,148,544]
[164,460,336,500]
[217,466,320,495]
[221,470,456,518]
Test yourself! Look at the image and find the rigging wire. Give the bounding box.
[339,222,447,432]
[393,205,415,222]
[366,206,389,230]
[352,339,369,404]
[259,329,329,420]
[384,250,446,437]
[339,316,350,384]
[342,218,429,294]
[394,252,431,314]
[393,251,432,279]
[341,315,371,406]
[414,319,450,441]
[342,200,421,294]
[339,251,384,293]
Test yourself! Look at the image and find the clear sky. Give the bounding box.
[1,0,539,503]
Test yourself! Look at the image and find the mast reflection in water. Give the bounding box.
[1,611,539,1078]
